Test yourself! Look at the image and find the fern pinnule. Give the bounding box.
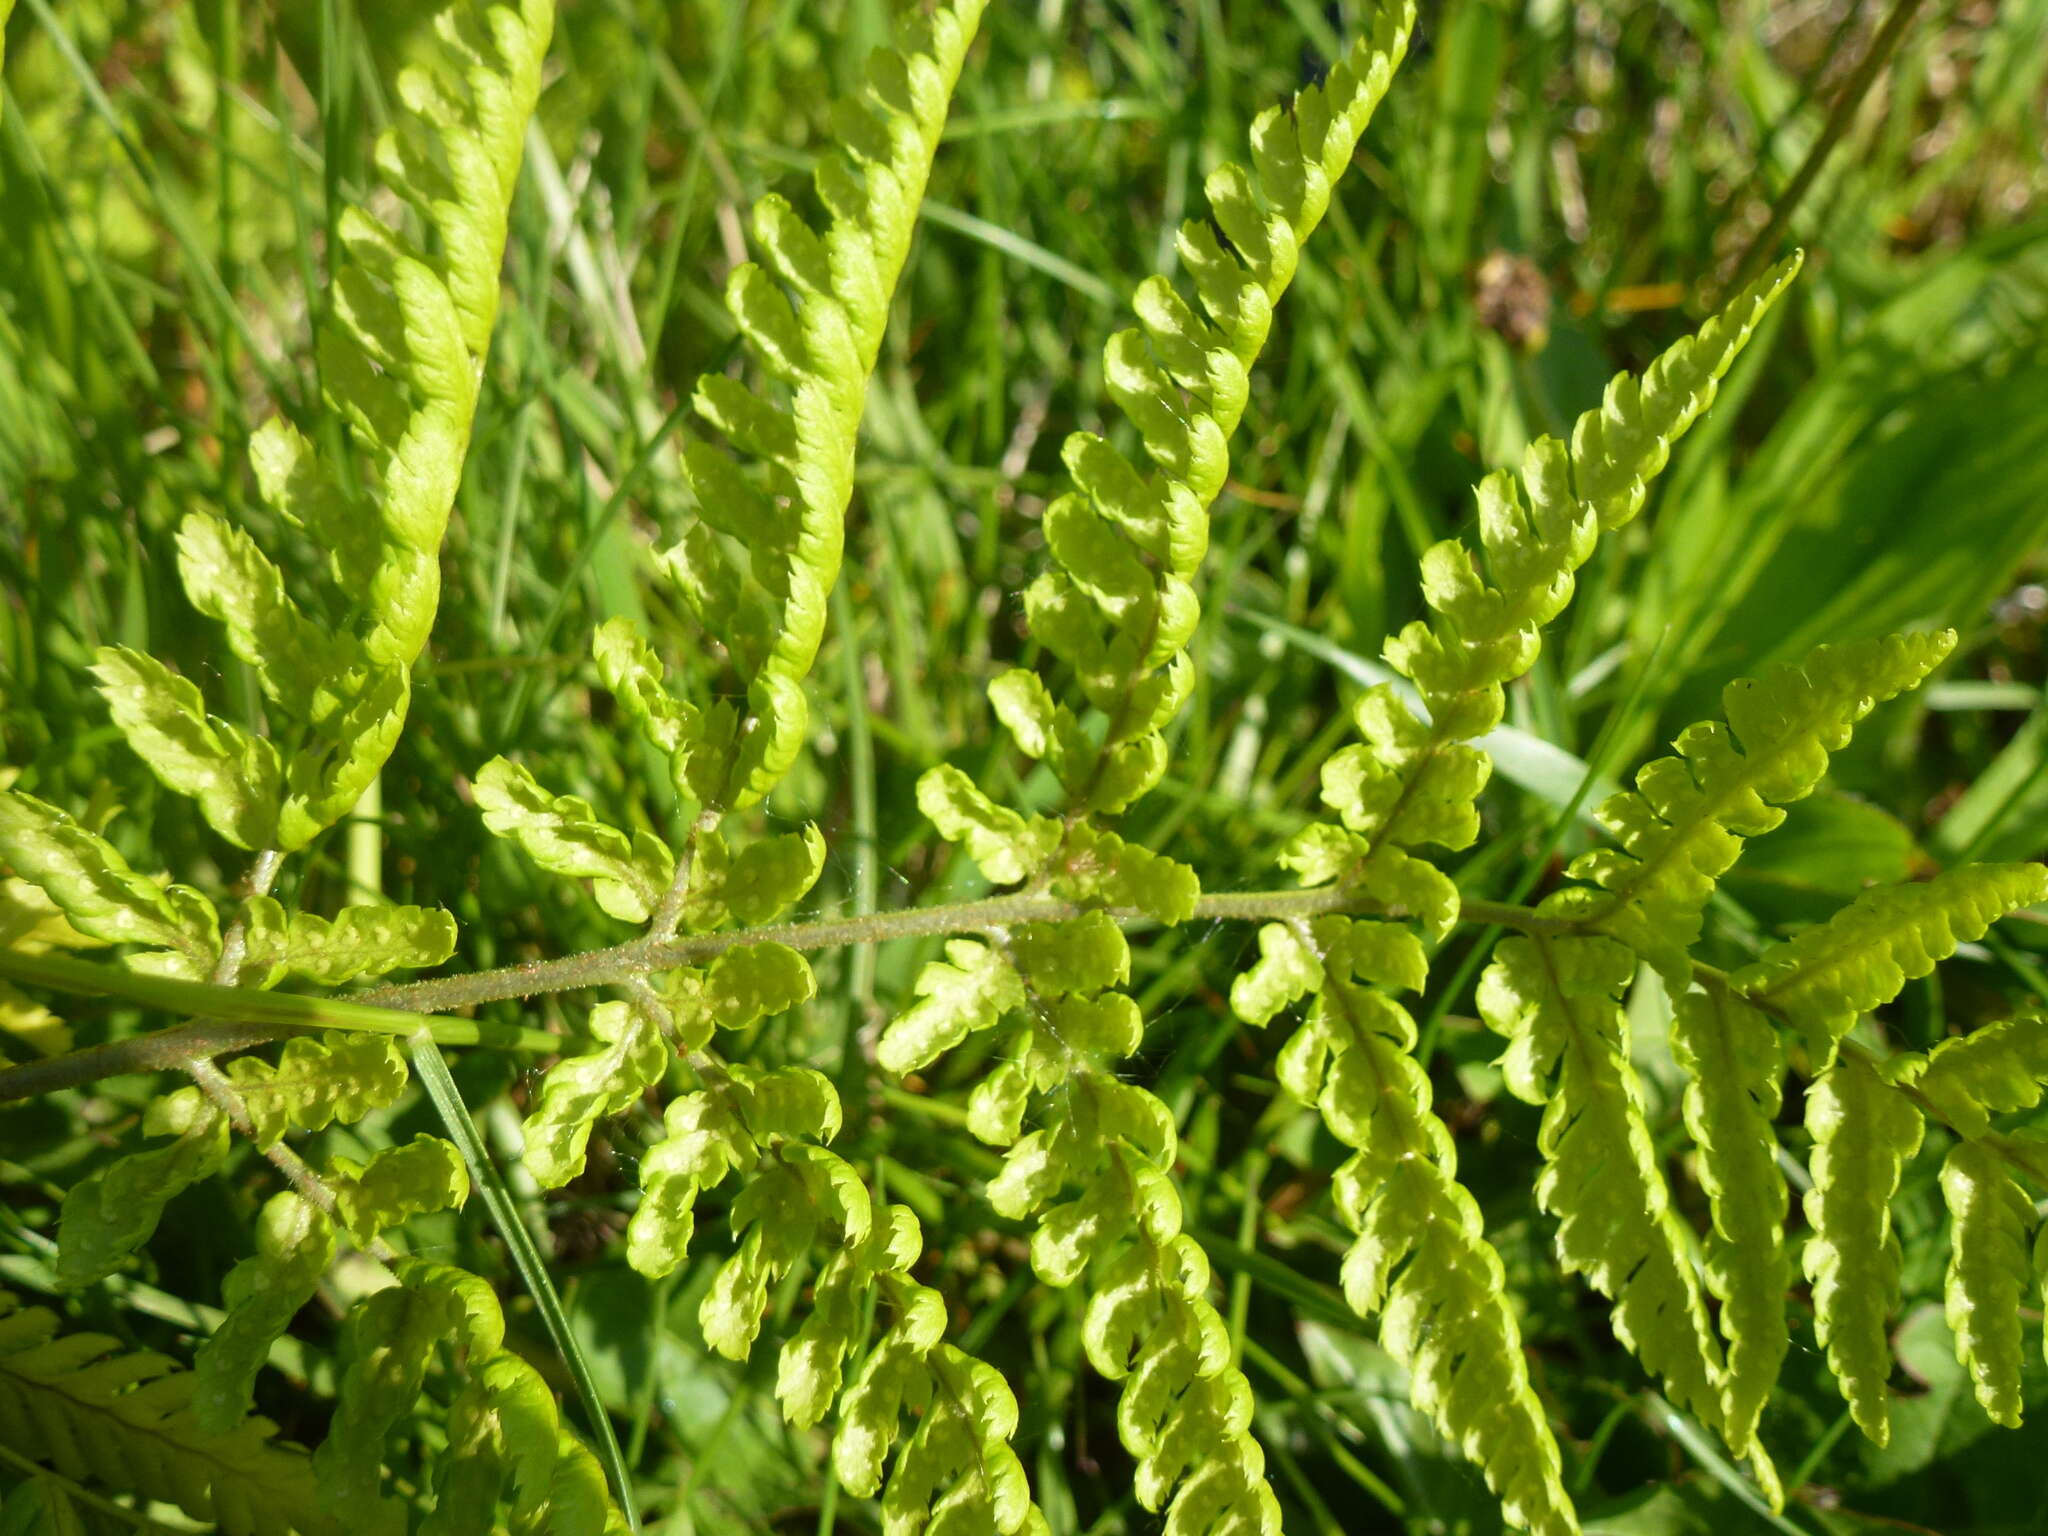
[0,794,220,979]
[1478,936,1733,1448]
[234,900,457,989]
[931,0,1416,870]
[316,1259,627,1535]
[828,1213,1044,1535]
[326,1134,471,1245]
[662,0,988,813]
[91,0,555,853]
[1733,862,2048,1061]
[1668,987,1789,1468]
[217,1033,411,1149]
[1939,1138,2035,1427]
[56,1087,228,1290]
[193,1193,335,1435]
[1377,254,1803,756]
[1802,1051,1925,1446]
[1548,629,1957,980]
[1892,1013,2048,1139]
[1241,915,1578,1536]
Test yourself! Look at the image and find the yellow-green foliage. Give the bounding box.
[0,1290,336,1536]
[1480,936,1730,1458]
[1803,1053,1925,1445]
[9,4,2048,1535]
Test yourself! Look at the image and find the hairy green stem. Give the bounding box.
[173,849,402,1258]
[0,886,1573,1103]
[368,885,1404,1014]
[0,950,568,1100]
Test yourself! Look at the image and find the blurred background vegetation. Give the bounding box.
[3,0,2047,1530]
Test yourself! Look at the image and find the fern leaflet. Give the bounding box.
[0,1290,334,1536]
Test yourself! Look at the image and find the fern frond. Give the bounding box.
[490,4,989,1354]
[1478,936,1729,1435]
[326,1134,470,1245]
[57,1087,227,1289]
[0,1290,335,1536]
[218,1033,410,1150]
[0,793,219,979]
[101,0,554,852]
[944,0,1415,856]
[1892,1013,2048,1139]
[662,0,988,813]
[882,16,1423,1524]
[1939,1138,2035,1427]
[315,1259,625,1536]
[1248,915,1577,1535]
[1669,988,1788,1467]
[1733,863,2048,1060]
[1388,255,1804,744]
[1802,1051,1925,1445]
[194,1194,335,1434]
[1545,631,1956,979]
